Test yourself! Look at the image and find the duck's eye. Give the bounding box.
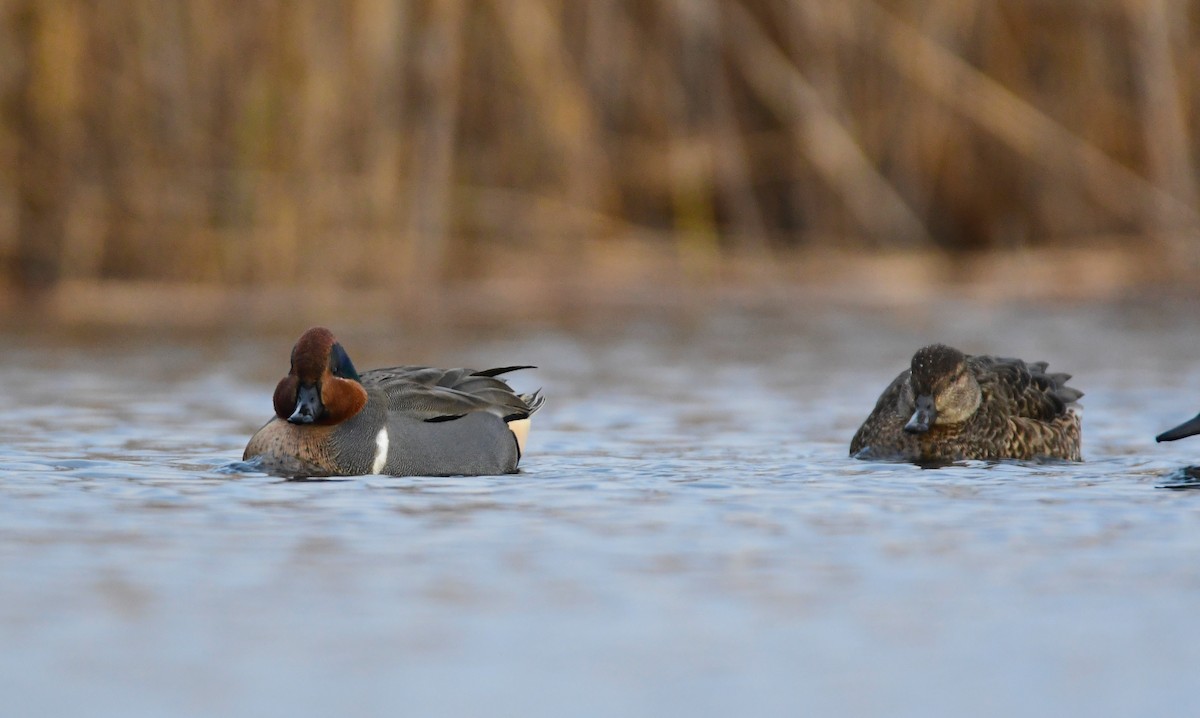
[329,343,360,381]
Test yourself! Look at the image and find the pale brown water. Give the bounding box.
[3,297,1200,717]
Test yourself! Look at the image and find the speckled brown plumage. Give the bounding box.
[850,344,1083,463]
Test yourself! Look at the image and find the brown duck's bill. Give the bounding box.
[1156,413,1200,442]
[904,396,936,434]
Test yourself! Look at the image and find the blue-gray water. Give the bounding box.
[4,298,1200,717]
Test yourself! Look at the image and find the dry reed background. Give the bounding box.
[1,0,1199,320]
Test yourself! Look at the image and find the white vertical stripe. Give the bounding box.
[372,427,389,474]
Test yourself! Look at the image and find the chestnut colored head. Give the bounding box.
[272,327,368,426]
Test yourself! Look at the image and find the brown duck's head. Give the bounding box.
[903,344,981,434]
[272,327,368,426]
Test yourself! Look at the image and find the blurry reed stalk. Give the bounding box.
[0,0,1195,299]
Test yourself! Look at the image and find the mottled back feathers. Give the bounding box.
[971,355,1082,423]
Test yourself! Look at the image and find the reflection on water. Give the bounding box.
[1157,465,1200,490]
[3,299,1200,717]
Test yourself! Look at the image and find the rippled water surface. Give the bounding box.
[5,298,1200,717]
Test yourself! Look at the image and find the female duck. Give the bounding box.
[850,344,1083,462]
[244,327,543,477]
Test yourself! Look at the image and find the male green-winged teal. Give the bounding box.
[850,344,1083,462]
[1156,412,1200,443]
[244,327,544,477]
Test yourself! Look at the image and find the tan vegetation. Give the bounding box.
[0,0,1197,318]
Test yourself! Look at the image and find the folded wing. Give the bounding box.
[362,365,542,423]
[972,355,1082,421]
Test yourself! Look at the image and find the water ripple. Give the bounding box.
[4,305,1200,717]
